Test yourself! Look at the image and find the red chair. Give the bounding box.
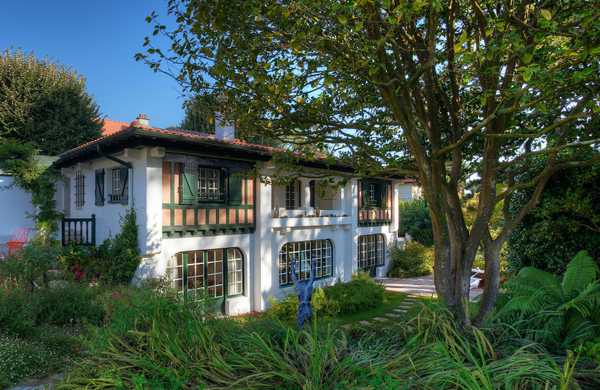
[6,228,30,255]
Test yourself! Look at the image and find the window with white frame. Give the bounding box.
[198,167,224,201]
[368,183,377,205]
[279,239,333,286]
[109,167,129,204]
[285,180,300,209]
[168,247,244,302]
[358,234,385,271]
[227,248,244,296]
[75,171,85,208]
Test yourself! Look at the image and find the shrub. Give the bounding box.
[0,288,36,337]
[398,199,433,246]
[324,273,384,315]
[266,276,384,322]
[0,241,60,291]
[388,241,434,278]
[96,208,140,284]
[0,283,104,337]
[507,160,600,274]
[33,284,104,327]
[59,244,100,282]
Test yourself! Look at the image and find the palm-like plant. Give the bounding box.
[495,251,600,350]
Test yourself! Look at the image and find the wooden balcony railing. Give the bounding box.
[61,214,96,246]
[358,208,392,226]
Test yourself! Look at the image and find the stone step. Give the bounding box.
[393,308,407,313]
[386,313,402,318]
[373,317,389,322]
[359,320,371,326]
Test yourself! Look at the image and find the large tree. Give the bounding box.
[0,50,101,155]
[139,0,600,326]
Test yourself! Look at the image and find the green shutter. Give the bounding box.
[229,173,243,205]
[180,163,197,204]
[119,167,129,205]
[95,169,105,206]
[377,183,385,208]
[361,180,369,207]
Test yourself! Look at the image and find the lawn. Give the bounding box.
[334,290,407,325]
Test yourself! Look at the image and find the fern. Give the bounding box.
[562,250,598,298]
[495,251,600,350]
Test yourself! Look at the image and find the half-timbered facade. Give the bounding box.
[54,115,420,315]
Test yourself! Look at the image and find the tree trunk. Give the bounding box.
[430,212,475,328]
[473,240,502,326]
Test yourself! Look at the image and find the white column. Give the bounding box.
[301,178,311,210]
[254,175,273,311]
[348,179,359,281]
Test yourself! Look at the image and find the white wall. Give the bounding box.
[60,148,149,248]
[60,151,415,316]
[0,175,35,242]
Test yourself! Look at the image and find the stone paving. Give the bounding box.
[343,274,485,329]
[345,294,421,328]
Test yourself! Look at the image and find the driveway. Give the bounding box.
[377,274,483,300]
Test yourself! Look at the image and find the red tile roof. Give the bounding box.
[57,118,405,180]
[58,122,282,164]
[101,118,130,136]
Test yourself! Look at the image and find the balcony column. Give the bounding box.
[300,178,312,211]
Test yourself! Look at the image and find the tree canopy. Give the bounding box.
[0,50,101,155]
[139,0,600,325]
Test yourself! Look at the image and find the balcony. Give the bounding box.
[271,207,351,232]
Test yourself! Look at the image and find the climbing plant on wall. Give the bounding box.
[0,140,60,239]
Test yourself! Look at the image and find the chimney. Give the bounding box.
[132,114,150,128]
[214,112,235,141]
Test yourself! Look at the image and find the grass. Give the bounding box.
[333,290,408,325]
[58,292,600,389]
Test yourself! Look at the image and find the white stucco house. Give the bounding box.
[52,114,420,315]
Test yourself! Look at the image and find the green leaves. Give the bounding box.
[0,50,101,154]
[562,251,598,298]
[540,9,552,21]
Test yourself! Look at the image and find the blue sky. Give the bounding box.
[0,1,184,128]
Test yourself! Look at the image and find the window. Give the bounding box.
[227,248,244,295]
[361,180,389,208]
[279,239,333,286]
[285,180,301,209]
[109,167,129,204]
[358,234,385,272]
[169,247,244,301]
[368,183,377,205]
[198,167,225,201]
[95,169,105,206]
[75,171,85,208]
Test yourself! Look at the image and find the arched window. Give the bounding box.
[358,234,385,273]
[279,239,334,286]
[169,247,244,302]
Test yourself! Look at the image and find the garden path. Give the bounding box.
[344,294,421,328]
[377,275,483,300]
